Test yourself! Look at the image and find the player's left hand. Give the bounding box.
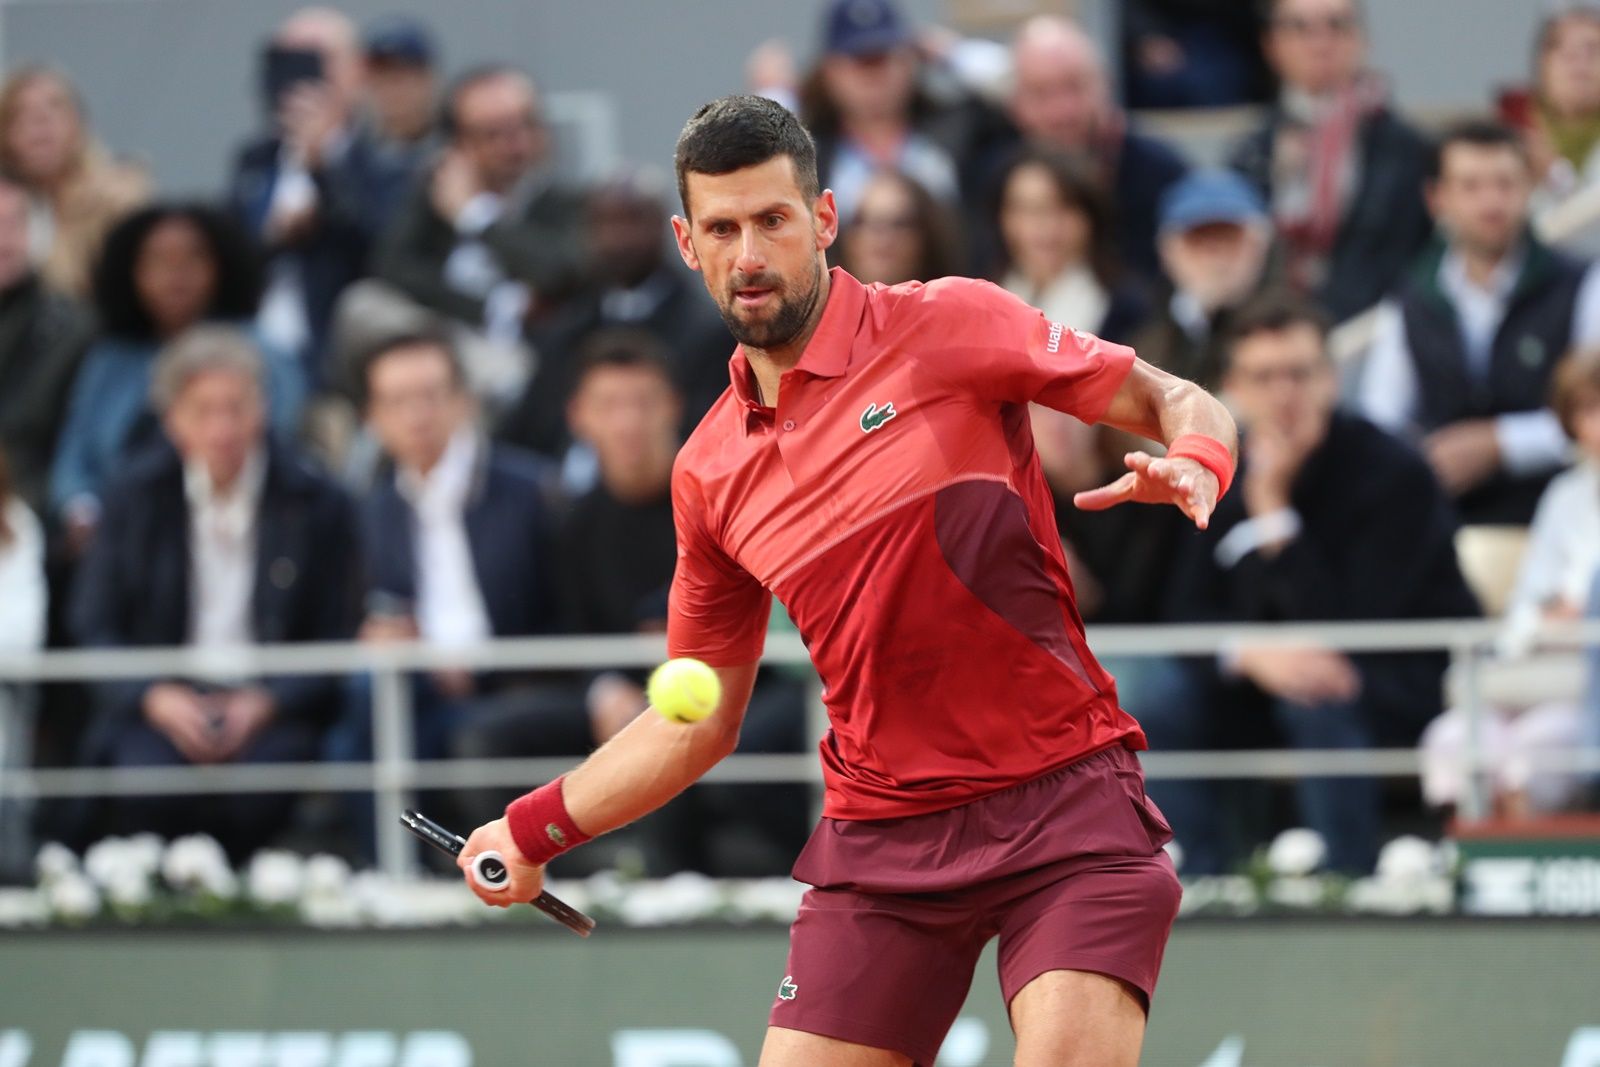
[459,817,544,908]
[1073,451,1219,529]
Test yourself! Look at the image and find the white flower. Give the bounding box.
[1163,839,1185,874]
[302,854,351,896]
[85,837,139,889]
[615,873,723,927]
[123,833,166,878]
[0,888,49,927]
[162,834,234,895]
[34,841,78,883]
[46,871,101,921]
[299,890,362,928]
[1266,828,1327,877]
[725,879,805,923]
[1266,875,1325,910]
[1376,835,1439,885]
[247,850,306,906]
[104,867,153,910]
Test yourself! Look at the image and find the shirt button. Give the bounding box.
[782,419,796,432]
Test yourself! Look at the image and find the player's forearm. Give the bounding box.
[561,662,758,838]
[1103,360,1238,458]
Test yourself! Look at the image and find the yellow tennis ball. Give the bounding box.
[648,658,721,723]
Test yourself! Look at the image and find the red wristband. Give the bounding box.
[505,776,592,866]
[1166,434,1235,500]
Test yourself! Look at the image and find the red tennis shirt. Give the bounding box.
[667,268,1146,820]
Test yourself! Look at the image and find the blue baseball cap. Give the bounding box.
[824,0,912,56]
[364,16,436,67]
[1158,170,1266,235]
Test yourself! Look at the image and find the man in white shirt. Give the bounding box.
[1357,120,1600,524]
[69,326,360,858]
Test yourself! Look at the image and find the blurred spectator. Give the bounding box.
[1121,0,1272,109]
[228,7,400,381]
[1358,121,1600,524]
[362,16,440,167]
[0,174,92,514]
[49,204,304,554]
[0,66,150,300]
[329,329,561,852]
[467,334,806,873]
[992,147,1149,343]
[68,327,359,860]
[373,66,585,353]
[1525,6,1600,222]
[1002,16,1189,285]
[1229,0,1432,322]
[1133,169,1276,392]
[0,446,46,659]
[497,170,730,465]
[798,0,961,220]
[1420,350,1600,816]
[0,445,46,879]
[1150,294,1477,874]
[835,169,962,286]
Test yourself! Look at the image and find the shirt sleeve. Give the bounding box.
[666,464,771,667]
[916,278,1135,423]
[1354,301,1418,434]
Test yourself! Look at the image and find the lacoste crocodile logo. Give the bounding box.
[778,975,798,1001]
[860,401,897,433]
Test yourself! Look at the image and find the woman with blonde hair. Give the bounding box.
[0,66,149,298]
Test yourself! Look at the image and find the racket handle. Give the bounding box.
[470,850,510,891]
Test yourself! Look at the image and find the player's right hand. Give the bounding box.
[459,817,544,908]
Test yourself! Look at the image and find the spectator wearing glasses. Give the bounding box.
[1230,0,1432,322]
[1151,294,1477,875]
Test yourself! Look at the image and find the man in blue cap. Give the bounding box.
[802,0,964,221]
[363,15,440,225]
[1133,169,1276,392]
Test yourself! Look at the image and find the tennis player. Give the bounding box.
[460,94,1237,1067]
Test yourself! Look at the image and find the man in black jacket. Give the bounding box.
[70,327,360,859]
[0,176,91,513]
[372,66,585,337]
[1357,121,1599,525]
[497,172,734,462]
[1143,294,1477,875]
[1229,0,1432,323]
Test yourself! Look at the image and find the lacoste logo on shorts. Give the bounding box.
[777,975,798,1000]
[860,401,897,433]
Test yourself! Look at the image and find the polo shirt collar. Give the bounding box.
[728,267,867,430]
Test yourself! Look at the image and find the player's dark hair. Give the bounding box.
[573,328,677,394]
[1428,119,1529,181]
[673,94,820,218]
[1222,290,1332,364]
[92,202,263,342]
[357,323,467,407]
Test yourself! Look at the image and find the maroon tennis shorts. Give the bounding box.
[768,745,1181,1066]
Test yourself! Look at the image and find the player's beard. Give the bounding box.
[716,258,823,351]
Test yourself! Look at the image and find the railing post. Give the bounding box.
[372,665,418,878]
[1456,640,1490,823]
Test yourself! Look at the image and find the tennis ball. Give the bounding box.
[648,658,721,723]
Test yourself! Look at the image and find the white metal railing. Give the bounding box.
[1,620,1597,877]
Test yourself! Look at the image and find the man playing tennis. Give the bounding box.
[460,95,1237,1066]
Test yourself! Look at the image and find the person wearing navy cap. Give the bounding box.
[363,16,439,152]
[799,0,963,222]
[1131,169,1276,392]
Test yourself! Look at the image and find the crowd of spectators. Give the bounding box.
[1,0,1599,881]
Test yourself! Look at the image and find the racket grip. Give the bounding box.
[470,850,510,891]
